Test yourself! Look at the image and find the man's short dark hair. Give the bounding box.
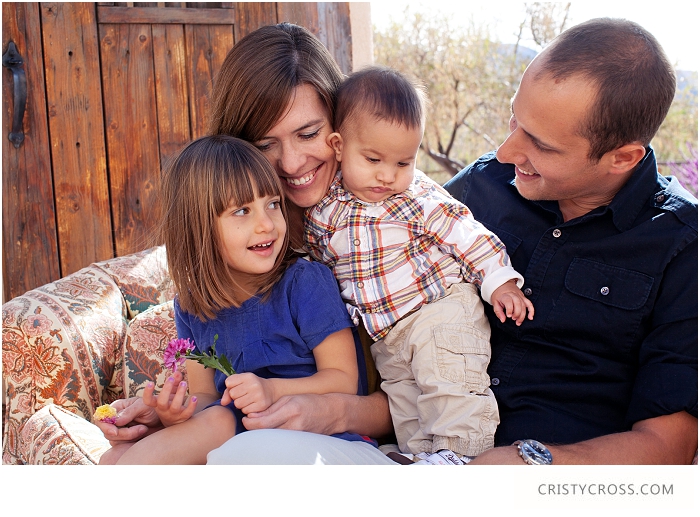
[335,65,427,132]
[538,18,676,161]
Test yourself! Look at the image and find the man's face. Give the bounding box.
[496,57,618,218]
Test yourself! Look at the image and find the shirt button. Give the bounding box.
[552,229,562,238]
[656,194,665,203]
[523,287,532,296]
[491,378,500,386]
[600,286,610,296]
[353,239,361,246]
[357,281,364,288]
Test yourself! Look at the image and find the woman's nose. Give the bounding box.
[276,143,306,175]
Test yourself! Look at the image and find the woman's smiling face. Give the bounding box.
[254,84,338,209]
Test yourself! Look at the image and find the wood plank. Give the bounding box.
[276,2,319,37]
[97,6,237,24]
[152,23,191,165]
[318,2,352,75]
[99,22,162,257]
[2,2,60,301]
[185,24,234,139]
[41,2,114,277]
[233,2,277,42]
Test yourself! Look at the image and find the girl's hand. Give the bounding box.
[143,375,198,427]
[492,280,535,326]
[222,373,275,414]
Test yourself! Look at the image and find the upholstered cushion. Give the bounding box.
[120,300,182,398]
[16,404,110,465]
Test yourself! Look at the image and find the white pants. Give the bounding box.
[207,429,397,465]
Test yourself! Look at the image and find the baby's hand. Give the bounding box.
[222,373,275,415]
[491,280,535,326]
[143,375,198,427]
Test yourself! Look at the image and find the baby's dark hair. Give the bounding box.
[334,65,427,133]
[160,135,292,320]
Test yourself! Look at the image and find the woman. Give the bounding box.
[96,23,396,465]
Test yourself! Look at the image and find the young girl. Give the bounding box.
[101,135,364,464]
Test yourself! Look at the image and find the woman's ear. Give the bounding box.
[608,143,646,175]
[327,132,343,162]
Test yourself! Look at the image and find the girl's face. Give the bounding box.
[253,84,338,208]
[217,193,286,282]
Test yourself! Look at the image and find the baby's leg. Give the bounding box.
[116,405,237,464]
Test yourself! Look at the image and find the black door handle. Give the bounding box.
[3,41,27,148]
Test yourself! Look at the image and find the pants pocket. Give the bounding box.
[433,323,491,392]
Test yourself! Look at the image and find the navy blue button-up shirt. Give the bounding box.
[444,149,698,446]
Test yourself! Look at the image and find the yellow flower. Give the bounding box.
[93,404,118,423]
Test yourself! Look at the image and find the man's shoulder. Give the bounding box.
[656,174,698,233]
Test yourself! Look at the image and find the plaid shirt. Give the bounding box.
[304,171,523,340]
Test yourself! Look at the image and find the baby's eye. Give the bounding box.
[365,157,380,163]
[398,162,411,167]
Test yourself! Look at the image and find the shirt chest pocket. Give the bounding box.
[565,258,654,310]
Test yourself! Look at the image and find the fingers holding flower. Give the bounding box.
[145,375,198,427]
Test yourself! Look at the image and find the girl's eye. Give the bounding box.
[232,207,249,216]
[300,128,321,141]
[267,199,282,210]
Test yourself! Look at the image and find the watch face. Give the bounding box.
[521,439,553,465]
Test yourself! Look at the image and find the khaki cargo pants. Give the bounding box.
[371,282,499,457]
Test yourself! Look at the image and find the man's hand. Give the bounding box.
[492,280,535,325]
[222,373,275,414]
[242,393,342,435]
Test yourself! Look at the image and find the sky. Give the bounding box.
[370,1,698,72]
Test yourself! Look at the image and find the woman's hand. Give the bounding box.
[144,373,198,427]
[94,371,185,444]
[222,373,275,414]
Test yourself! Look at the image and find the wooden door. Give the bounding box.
[2,2,360,301]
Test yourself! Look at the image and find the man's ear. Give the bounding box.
[327,132,343,162]
[608,144,646,175]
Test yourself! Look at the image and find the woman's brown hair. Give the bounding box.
[208,23,344,142]
[160,135,293,320]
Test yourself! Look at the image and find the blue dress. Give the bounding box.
[175,257,374,445]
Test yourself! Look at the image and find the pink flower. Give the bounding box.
[163,338,196,373]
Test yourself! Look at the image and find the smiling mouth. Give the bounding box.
[249,241,274,251]
[516,166,538,176]
[285,165,319,186]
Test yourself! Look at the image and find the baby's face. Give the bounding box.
[336,113,422,203]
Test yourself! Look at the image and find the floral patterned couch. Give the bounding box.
[2,246,179,464]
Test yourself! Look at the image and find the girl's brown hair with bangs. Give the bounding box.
[160,135,294,321]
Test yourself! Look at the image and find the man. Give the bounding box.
[444,17,697,464]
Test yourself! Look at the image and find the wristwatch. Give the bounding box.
[512,439,553,465]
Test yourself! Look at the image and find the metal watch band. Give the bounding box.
[513,439,553,465]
